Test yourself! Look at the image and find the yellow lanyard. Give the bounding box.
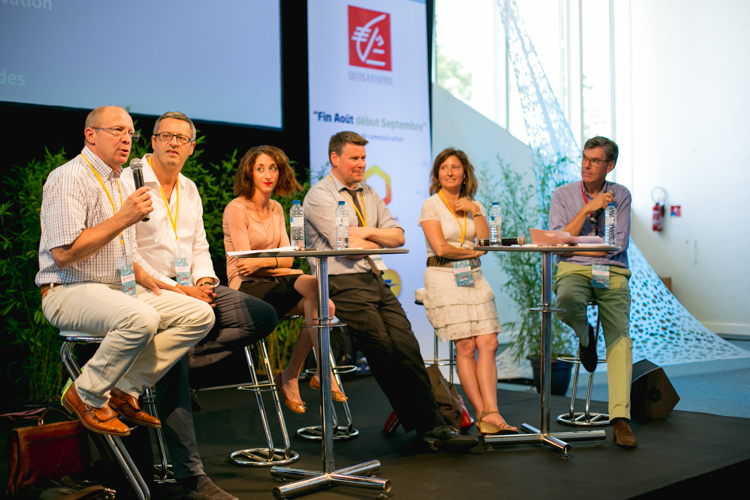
[147,157,180,246]
[438,190,467,246]
[158,183,179,241]
[328,175,367,226]
[82,154,127,256]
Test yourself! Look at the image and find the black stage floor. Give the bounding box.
[3,375,750,499]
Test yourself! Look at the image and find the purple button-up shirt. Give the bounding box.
[549,180,631,269]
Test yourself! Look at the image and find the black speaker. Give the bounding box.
[630,359,680,420]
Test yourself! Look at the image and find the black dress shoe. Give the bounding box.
[423,424,478,452]
[579,324,598,373]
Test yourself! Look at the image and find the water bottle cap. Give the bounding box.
[608,202,614,206]
[492,202,499,205]
[338,201,345,205]
[293,200,300,205]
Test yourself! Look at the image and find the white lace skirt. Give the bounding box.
[422,266,501,342]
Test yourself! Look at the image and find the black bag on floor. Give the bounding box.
[425,364,463,429]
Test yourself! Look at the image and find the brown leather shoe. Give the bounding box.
[612,420,638,449]
[62,382,130,436]
[109,388,161,428]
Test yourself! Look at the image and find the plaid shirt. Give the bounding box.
[36,147,134,287]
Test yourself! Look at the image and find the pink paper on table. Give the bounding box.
[529,229,569,245]
[529,229,604,246]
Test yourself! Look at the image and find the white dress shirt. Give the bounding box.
[120,154,219,287]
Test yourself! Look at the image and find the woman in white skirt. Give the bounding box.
[418,148,517,435]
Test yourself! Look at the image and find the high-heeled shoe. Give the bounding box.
[274,374,306,414]
[476,411,518,436]
[309,376,348,403]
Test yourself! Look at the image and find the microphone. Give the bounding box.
[589,191,616,225]
[129,158,149,222]
[504,236,526,246]
[478,236,526,246]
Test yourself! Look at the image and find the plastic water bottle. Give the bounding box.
[335,201,349,250]
[604,203,617,246]
[290,200,304,250]
[488,202,502,246]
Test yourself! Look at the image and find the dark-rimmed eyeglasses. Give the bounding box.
[154,132,194,145]
[580,154,609,167]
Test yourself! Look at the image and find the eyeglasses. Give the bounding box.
[580,154,610,167]
[93,127,141,141]
[154,132,194,145]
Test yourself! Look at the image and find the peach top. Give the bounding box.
[223,197,301,290]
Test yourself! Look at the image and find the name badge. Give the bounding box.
[370,255,388,272]
[119,263,137,297]
[592,264,610,289]
[452,260,474,287]
[174,256,191,286]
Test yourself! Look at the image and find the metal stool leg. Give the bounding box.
[60,339,151,500]
[556,304,610,426]
[567,362,581,421]
[231,340,300,466]
[418,294,456,382]
[141,388,174,483]
[297,347,359,441]
[433,335,455,384]
[449,340,455,384]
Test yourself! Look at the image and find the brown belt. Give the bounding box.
[40,283,61,299]
[426,256,480,268]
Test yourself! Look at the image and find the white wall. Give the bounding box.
[431,84,535,342]
[613,0,750,335]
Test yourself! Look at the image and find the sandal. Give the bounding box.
[476,410,518,436]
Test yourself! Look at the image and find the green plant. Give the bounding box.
[478,153,574,360]
[0,149,69,403]
[1,128,314,403]
[255,318,305,376]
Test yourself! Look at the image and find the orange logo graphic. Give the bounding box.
[363,165,391,205]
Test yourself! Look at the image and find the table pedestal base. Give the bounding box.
[271,461,391,499]
[483,423,606,456]
[296,425,359,441]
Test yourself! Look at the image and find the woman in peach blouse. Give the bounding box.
[223,145,343,414]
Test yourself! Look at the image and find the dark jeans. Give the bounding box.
[156,285,277,478]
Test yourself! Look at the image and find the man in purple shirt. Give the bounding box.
[549,136,637,449]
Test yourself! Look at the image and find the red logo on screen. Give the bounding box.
[348,6,392,71]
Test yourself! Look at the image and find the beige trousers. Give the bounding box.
[554,263,633,420]
[43,282,215,408]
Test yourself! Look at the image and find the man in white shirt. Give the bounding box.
[121,111,277,500]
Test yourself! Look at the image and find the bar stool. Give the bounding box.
[59,330,152,500]
[140,389,175,483]
[556,300,610,426]
[297,343,359,442]
[230,336,300,466]
[415,288,456,383]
